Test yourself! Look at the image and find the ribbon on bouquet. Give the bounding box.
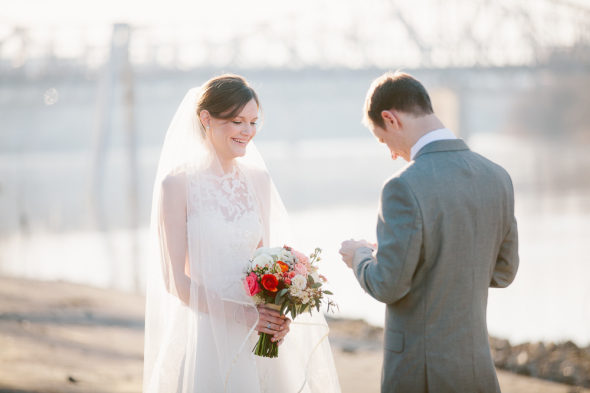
[221,298,330,393]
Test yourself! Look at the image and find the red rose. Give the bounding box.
[261,274,279,292]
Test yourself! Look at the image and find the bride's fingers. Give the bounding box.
[277,338,285,346]
[278,318,291,330]
[260,314,284,326]
[257,318,284,331]
[271,325,290,341]
[259,323,280,335]
[259,307,282,318]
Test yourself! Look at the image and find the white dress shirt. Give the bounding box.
[410,128,457,160]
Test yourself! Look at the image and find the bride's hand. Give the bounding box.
[243,305,291,346]
[257,306,291,346]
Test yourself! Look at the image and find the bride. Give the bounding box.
[143,75,341,393]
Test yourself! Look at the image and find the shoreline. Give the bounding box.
[327,317,590,389]
[0,276,587,393]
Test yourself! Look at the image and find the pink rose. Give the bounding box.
[292,250,309,264]
[284,278,292,285]
[244,272,261,296]
[294,263,308,276]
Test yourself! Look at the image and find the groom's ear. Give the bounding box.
[381,110,400,131]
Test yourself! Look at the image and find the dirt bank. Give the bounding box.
[0,276,586,393]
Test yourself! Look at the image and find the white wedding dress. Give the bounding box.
[143,87,341,393]
[187,164,313,392]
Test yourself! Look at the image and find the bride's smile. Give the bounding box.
[201,98,259,170]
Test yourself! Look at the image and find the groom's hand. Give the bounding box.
[339,239,375,268]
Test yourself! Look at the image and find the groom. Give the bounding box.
[339,72,519,393]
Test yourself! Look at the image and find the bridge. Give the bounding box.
[1,0,589,292]
[1,0,589,71]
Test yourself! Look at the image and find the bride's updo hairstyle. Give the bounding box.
[196,74,261,136]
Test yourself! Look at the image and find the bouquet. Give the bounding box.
[243,245,337,358]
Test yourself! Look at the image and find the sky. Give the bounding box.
[2,0,589,29]
[1,0,337,29]
[1,0,590,69]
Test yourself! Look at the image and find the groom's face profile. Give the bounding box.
[363,72,435,162]
[368,110,406,161]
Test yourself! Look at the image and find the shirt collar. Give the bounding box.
[410,128,457,160]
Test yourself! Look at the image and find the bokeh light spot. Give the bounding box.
[44,88,58,105]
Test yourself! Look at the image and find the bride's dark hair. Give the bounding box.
[196,74,261,126]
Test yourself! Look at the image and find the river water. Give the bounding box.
[0,134,589,346]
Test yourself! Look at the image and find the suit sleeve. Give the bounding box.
[490,214,519,288]
[490,172,519,288]
[352,177,423,304]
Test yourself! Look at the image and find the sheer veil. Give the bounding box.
[143,87,341,393]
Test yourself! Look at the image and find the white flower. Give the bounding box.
[301,292,310,304]
[292,274,307,290]
[252,247,272,259]
[269,246,284,255]
[310,271,321,283]
[251,254,273,270]
[289,286,302,297]
[252,294,264,305]
[278,249,294,263]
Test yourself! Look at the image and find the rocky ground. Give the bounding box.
[490,337,590,388]
[0,276,587,393]
[327,318,590,393]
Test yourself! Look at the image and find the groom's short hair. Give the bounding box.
[363,71,434,129]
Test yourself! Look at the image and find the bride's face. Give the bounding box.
[206,99,259,161]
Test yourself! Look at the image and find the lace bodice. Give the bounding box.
[187,164,264,277]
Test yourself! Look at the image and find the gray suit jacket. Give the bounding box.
[353,139,519,393]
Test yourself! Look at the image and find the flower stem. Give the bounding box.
[253,333,279,358]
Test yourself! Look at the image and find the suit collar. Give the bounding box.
[413,139,470,160]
